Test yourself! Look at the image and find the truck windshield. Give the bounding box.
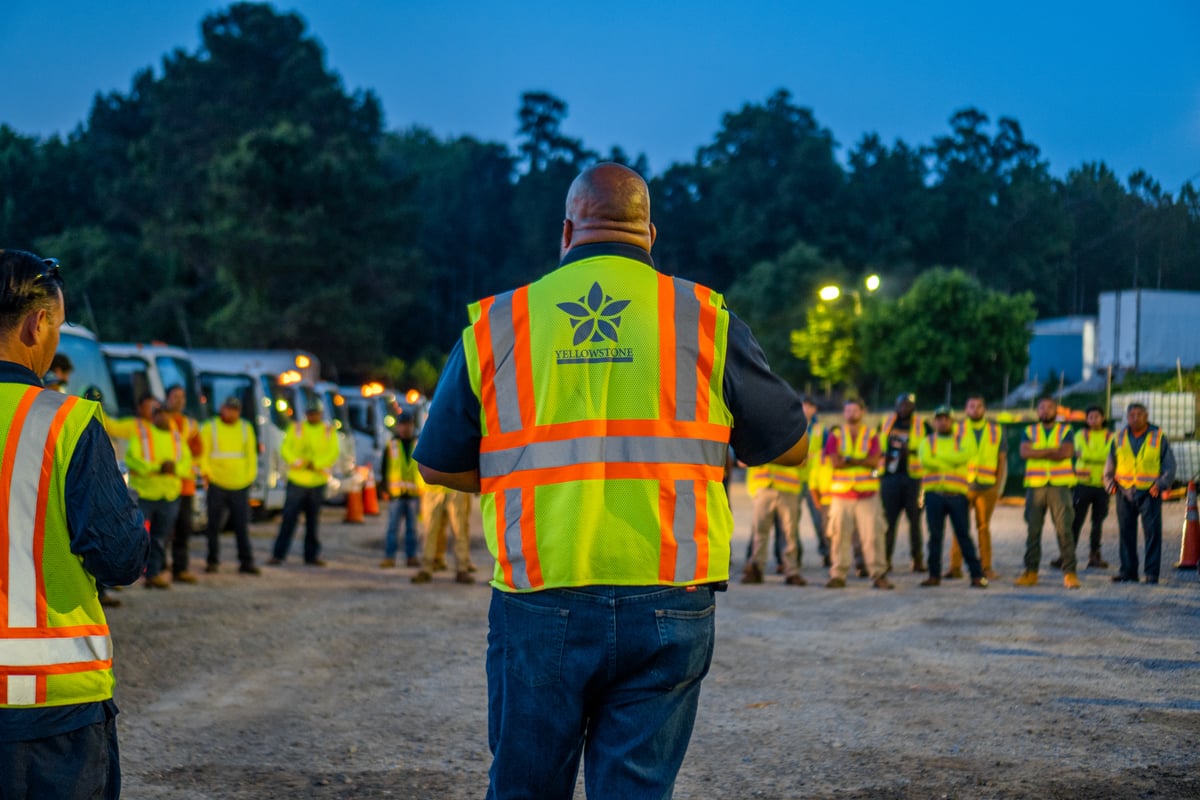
[156,356,202,418]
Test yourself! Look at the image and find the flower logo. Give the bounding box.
[557,282,630,346]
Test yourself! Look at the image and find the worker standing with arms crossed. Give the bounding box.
[946,394,1006,580]
[200,395,260,575]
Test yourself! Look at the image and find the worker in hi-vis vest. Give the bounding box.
[1015,396,1079,589]
[415,163,808,799]
[199,394,259,575]
[0,249,147,797]
[270,402,339,566]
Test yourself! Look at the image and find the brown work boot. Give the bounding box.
[172,571,198,584]
[1087,551,1109,569]
[455,571,475,584]
[784,574,808,586]
[872,576,895,590]
[1063,572,1081,590]
[411,570,432,584]
[825,577,847,589]
[943,567,963,579]
[145,574,170,589]
[919,577,941,587]
[379,558,396,568]
[1013,571,1039,587]
[99,594,123,608]
[970,576,989,588]
[741,563,764,584]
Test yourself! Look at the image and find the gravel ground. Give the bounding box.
[111,485,1200,799]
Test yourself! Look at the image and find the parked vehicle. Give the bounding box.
[341,383,398,481]
[315,380,358,502]
[55,325,119,417]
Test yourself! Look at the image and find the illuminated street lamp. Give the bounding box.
[818,285,841,302]
[865,274,881,293]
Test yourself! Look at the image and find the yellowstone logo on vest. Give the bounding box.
[555,282,635,364]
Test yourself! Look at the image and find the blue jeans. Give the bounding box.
[273,483,325,563]
[139,498,180,579]
[486,584,717,800]
[925,492,982,579]
[1116,490,1163,581]
[384,495,419,559]
[0,714,120,799]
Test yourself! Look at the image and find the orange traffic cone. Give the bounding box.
[343,481,365,523]
[363,469,380,516]
[1175,480,1199,570]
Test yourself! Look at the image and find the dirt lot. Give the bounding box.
[111,484,1200,799]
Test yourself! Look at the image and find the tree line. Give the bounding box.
[1,2,1196,400]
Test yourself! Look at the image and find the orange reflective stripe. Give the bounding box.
[694,284,716,424]
[657,482,677,582]
[658,273,677,421]
[510,286,537,431]
[34,397,77,627]
[473,296,502,436]
[482,461,723,492]
[0,659,112,677]
[0,388,38,626]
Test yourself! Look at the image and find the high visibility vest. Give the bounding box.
[167,413,201,495]
[462,253,734,592]
[806,422,834,495]
[386,438,420,497]
[960,418,1003,486]
[126,420,184,501]
[746,463,803,497]
[829,426,880,497]
[918,431,970,495]
[1073,428,1113,488]
[200,418,257,491]
[281,421,339,488]
[1023,423,1076,488]
[0,384,115,708]
[1113,427,1164,491]
[880,412,925,478]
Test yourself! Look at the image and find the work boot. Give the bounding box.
[411,570,432,584]
[145,574,170,589]
[825,577,847,589]
[943,567,963,579]
[432,559,449,572]
[380,558,396,568]
[238,565,261,575]
[205,563,220,574]
[99,594,123,608]
[872,576,895,590]
[970,576,989,589]
[741,563,764,584]
[455,571,475,584]
[984,568,1001,581]
[1014,571,1039,587]
[919,577,941,587]
[1088,550,1109,569]
[784,574,808,586]
[173,571,198,584]
[405,557,420,567]
[1063,572,1081,590]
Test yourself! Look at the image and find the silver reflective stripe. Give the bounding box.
[7,390,70,629]
[503,488,531,589]
[0,634,112,666]
[489,292,523,434]
[672,277,700,423]
[480,436,727,478]
[672,480,698,581]
[6,675,35,705]
[208,420,249,459]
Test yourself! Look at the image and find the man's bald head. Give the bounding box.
[561,163,656,255]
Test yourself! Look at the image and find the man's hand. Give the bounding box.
[161,461,176,476]
[1149,484,1162,498]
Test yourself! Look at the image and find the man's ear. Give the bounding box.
[19,308,44,347]
[648,222,657,249]
[561,219,574,252]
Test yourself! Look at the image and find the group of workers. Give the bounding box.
[0,162,1188,800]
[745,392,1178,591]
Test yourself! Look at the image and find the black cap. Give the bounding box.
[222,396,242,410]
[896,392,916,405]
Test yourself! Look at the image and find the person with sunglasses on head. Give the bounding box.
[0,250,148,799]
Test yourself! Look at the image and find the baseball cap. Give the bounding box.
[933,405,953,417]
[222,396,242,410]
[896,392,916,405]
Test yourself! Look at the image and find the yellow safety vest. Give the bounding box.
[746,463,803,496]
[960,418,1003,486]
[1073,428,1113,488]
[918,431,970,495]
[200,418,257,491]
[462,253,733,591]
[880,412,925,478]
[386,438,420,497]
[281,421,339,488]
[1113,427,1164,490]
[829,426,880,497]
[126,420,184,502]
[0,384,115,708]
[1023,423,1076,488]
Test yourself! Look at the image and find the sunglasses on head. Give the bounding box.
[35,258,62,284]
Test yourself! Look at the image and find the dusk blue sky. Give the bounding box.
[3,1,1198,191]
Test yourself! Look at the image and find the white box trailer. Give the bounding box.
[1097,289,1200,371]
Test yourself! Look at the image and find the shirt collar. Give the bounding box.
[559,242,655,269]
[0,361,45,387]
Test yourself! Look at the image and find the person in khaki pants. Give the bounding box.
[412,486,475,584]
[947,394,1006,580]
[824,398,893,590]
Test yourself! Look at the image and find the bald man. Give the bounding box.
[416,163,809,799]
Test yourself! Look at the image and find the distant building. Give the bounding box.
[1098,289,1200,371]
[1027,316,1096,385]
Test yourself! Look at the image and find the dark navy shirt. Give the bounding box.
[0,361,149,742]
[414,242,807,473]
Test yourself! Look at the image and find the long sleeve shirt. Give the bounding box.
[1102,426,1177,498]
[0,361,149,742]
